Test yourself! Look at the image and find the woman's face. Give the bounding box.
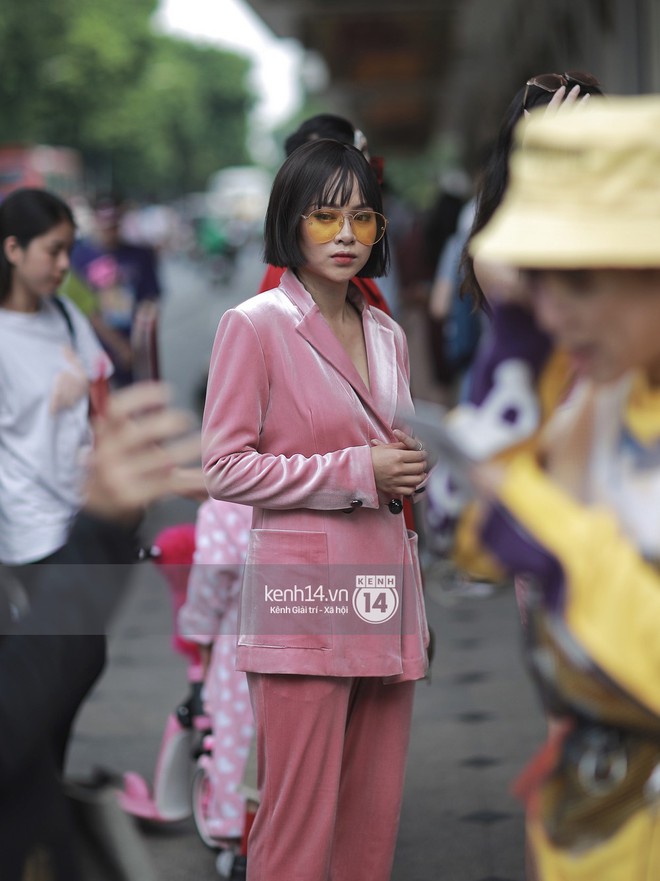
[5,220,75,301]
[298,178,373,291]
[528,269,660,384]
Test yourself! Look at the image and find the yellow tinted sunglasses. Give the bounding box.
[301,209,388,246]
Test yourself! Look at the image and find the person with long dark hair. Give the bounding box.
[0,381,199,881]
[461,71,604,311]
[462,93,660,881]
[425,71,604,560]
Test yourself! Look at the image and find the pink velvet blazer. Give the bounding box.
[202,270,428,681]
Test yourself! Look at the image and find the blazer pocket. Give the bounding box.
[239,529,332,651]
[406,530,429,646]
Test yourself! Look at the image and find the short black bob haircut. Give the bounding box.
[264,139,389,279]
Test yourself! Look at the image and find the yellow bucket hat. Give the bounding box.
[471,95,660,268]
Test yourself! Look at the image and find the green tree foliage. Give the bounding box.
[107,36,254,196]
[0,0,255,197]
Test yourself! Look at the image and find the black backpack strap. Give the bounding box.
[52,295,77,346]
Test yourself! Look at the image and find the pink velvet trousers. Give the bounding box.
[246,672,416,881]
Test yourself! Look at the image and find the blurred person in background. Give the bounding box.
[425,71,604,561]
[428,197,483,401]
[425,173,476,400]
[428,73,605,409]
[455,94,660,881]
[177,497,254,850]
[461,71,604,314]
[0,186,114,794]
[66,194,162,387]
[417,69,605,874]
[121,199,180,253]
[0,381,200,881]
[0,187,113,571]
[387,168,472,405]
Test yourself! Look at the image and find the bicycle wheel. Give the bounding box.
[191,764,220,849]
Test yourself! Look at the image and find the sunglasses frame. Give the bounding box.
[300,209,388,246]
[523,70,601,112]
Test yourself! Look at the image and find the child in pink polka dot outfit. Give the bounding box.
[178,498,254,842]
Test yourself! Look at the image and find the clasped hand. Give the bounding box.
[370,429,427,498]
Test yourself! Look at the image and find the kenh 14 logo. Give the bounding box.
[352,576,399,624]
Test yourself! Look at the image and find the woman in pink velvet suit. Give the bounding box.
[202,139,429,881]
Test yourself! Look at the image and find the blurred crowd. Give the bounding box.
[4,64,660,881]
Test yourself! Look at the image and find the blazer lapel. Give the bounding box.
[280,270,398,434]
[362,306,398,426]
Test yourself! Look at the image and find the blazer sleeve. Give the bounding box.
[202,308,379,510]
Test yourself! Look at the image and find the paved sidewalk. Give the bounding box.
[68,253,546,879]
[68,528,545,881]
[393,563,545,881]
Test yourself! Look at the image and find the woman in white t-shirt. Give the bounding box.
[0,188,113,567]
